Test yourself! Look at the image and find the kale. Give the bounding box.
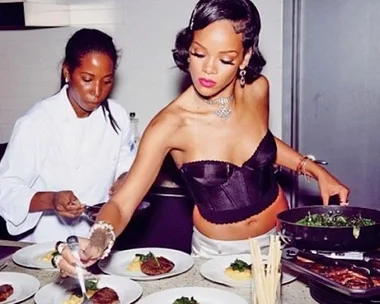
[172,296,199,304]
[296,212,376,228]
[230,259,251,272]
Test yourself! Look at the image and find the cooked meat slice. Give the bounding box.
[90,287,119,304]
[341,275,372,289]
[0,284,14,302]
[295,259,377,290]
[141,256,175,275]
[320,267,349,278]
[371,276,380,287]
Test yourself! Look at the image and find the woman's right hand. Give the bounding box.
[53,191,85,218]
[58,237,104,278]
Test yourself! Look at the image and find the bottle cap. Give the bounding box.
[129,112,136,118]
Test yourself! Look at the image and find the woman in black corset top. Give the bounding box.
[57,0,349,273]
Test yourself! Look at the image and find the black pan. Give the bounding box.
[277,205,380,251]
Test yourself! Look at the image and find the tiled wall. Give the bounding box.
[0,0,283,143]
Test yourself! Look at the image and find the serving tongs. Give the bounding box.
[283,247,380,277]
[310,250,380,262]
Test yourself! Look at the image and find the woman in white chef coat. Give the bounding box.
[0,28,135,243]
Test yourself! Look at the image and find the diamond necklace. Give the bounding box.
[202,95,234,119]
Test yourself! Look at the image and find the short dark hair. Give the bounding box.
[172,0,266,84]
[60,28,121,133]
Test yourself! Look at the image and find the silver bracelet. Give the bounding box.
[88,221,116,260]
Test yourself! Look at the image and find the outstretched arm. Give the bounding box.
[88,111,180,252]
[241,76,349,205]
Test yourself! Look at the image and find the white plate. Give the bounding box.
[137,286,248,304]
[0,272,40,303]
[200,254,297,288]
[99,247,194,281]
[12,242,57,270]
[34,274,142,304]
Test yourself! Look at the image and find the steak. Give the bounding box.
[90,287,119,304]
[141,256,175,275]
[0,284,14,302]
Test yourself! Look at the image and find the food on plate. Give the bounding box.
[63,279,119,304]
[127,254,143,272]
[91,287,120,304]
[127,252,175,275]
[0,284,14,302]
[224,258,252,280]
[39,249,58,262]
[172,296,199,304]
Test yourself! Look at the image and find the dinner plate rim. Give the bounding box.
[136,286,248,304]
[0,271,41,303]
[200,253,297,288]
[12,241,57,270]
[34,274,143,304]
[98,247,194,281]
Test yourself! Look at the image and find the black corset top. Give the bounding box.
[179,130,279,224]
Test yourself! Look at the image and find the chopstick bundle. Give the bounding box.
[249,235,282,304]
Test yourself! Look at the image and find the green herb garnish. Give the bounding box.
[172,296,199,304]
[230,259,251,272]
[136,252,160,266]
[85,278,99,291]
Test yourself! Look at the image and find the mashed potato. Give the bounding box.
[127,255,142,271]
[224,259,252,280]
[63,289,97,304]
[39,250,56,262]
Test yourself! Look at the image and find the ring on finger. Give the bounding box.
[55,241,67,255]
[51,253,63,269]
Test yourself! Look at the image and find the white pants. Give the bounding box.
[191,226,277,259]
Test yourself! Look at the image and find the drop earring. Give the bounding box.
[239,69,246,87]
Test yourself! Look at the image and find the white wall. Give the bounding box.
[0,0,283,143]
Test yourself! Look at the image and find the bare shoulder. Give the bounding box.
[142,100,185,145]
[245,75,269,100]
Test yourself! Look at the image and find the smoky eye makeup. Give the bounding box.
[190,50,205,58]
[220,59,235,65]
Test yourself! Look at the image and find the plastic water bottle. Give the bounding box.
[129,112,140,153]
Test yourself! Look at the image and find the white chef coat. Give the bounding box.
[0,86,135,243]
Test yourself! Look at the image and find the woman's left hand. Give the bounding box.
[317,170,350,205]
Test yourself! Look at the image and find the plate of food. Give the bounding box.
[34,274,142,304]
[0,272,40,303]
[137,286,248,304]
[98,247,194,281]
[200,254,297,288]
[12,242,58,270]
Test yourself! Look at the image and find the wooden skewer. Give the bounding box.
[249,235,282,304]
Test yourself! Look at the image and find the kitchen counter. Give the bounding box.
[0,240,317,303]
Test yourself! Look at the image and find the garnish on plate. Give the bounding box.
[127,251,175,275]
[224,258,252,280]
[172,296,199,304]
